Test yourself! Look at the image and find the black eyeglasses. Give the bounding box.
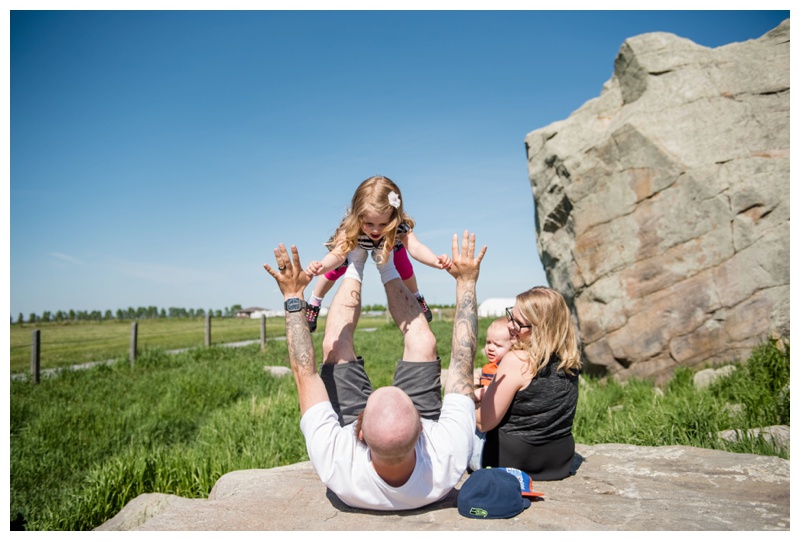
[506,307,532,332]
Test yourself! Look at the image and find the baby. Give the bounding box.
[473,317,513,389]
[470,316,513,472]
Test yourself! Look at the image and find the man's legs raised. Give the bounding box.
[319,274,373,426]
[384,276,442,419]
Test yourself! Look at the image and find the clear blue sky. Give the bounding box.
[6,7,790,318]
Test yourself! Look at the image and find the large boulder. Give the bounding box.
[525,20,790,382]
[96,444,789,531]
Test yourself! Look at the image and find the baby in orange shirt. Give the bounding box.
[474,317,513,389]
[470,316,514,471]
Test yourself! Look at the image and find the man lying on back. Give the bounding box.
[263,231,486,510]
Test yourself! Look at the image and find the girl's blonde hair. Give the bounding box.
[328,176,415,264]
[511,286,581,377]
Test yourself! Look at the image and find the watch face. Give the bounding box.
[285,298,303,312]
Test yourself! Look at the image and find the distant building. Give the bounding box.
[236,306,328,318]
[236,307,281,319]
[478,298,515,318]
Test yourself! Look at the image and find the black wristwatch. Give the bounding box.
[284,297,306,313]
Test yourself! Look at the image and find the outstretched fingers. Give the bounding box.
[290,244,301,271]
[475,243,487,264]
[461,230,471,258]
[263,243,294,276]
[452,230,486,263]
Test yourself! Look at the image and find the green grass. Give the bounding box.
[9,319,788,531]
[574,340,790,457]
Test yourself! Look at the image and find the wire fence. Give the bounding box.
[18,315,275,383]
[14,308,461,382]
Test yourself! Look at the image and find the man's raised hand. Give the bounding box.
[446,230,486,283]
[263,243,312,298]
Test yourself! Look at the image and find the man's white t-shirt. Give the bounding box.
[300,393,475,510]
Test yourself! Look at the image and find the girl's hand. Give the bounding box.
[436,254,452,270]
[305,261,323,277]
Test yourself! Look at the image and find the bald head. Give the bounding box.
[360,387,421,464]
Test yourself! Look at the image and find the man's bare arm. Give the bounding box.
[444,231,487,397]
[447,281,479,396]
[264,244,330,415]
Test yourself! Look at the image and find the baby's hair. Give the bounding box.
[488,317,510,334]
[512,287,581,376]
[328,176,415,264]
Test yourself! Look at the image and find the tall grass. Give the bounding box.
[10,320,788,531]
[574,340,789,456]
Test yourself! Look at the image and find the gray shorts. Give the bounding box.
[320,357,442,426]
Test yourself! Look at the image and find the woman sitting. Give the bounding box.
[474,286,581,481]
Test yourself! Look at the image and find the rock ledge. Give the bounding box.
[97,443,789,531]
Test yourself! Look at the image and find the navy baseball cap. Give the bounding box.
[457,468,532,519]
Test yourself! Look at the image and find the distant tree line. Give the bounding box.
[14,304,245,325]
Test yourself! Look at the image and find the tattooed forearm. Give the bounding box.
[446,285,478,397]
[286,312,317,378]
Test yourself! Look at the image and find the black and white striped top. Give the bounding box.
[356,221,411,252]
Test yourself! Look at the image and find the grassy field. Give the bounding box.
[9,316,789,531]
[8,315,392,374]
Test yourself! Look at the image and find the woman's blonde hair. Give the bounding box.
[327,176,415,264]
[512,286,581,377]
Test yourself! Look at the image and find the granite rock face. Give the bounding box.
[524,20,789,382]
[96,443,789,531]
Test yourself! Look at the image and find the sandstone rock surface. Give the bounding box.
[524,20,789,382]
[96,443,789,531]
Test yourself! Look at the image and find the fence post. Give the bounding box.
[205,315,211,347]
[129,322,138,365]
[30,329,40,384]
[260,315,267,351]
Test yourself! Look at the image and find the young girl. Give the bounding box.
[303,175,451,332]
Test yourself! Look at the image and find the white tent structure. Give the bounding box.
[478,298,515,318]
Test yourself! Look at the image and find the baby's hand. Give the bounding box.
[436,254,452,270]
[305,261,323,277]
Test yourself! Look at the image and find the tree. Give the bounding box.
[28,313,37,324]
[17,313,23,325]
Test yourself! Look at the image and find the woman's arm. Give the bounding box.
[403,231,452,269]
[475,351,529,432]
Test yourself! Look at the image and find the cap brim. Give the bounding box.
[521,497,531,510]
[522,489,545,498]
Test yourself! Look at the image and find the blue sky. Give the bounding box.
[6,6,791,318]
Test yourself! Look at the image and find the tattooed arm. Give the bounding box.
[264,244,330,415]
[444,231,487,397]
